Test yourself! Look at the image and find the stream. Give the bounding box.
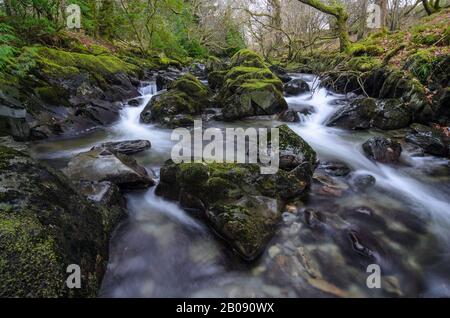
[31,75,450,297]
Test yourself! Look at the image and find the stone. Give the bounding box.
[284,79,310,96]
[91,139,151,155]
[362,136,402,163]
[66,148,155,189]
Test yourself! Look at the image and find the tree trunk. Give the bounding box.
[297,0,351,52]
[377,0,388,28]
[357,0,369,40]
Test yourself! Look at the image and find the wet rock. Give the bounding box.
[277,109,300,123]
[76,180,126,232]
[156,68,182,91]
[277,124,317,173]
[348,230,375,259]
[217,50,288,121]
[362,136,402,163]
[405,123,448,157]
[66,148,155,189]
[127,97,144,107]
[188,63,207,79]
[303,209,326,228]
[284,79,310,96]
[140,74,212,128]
[0,87,30,140]
[91,139,151,155]
[318,161,351,177]
[269,65,292,83]
[350,174,376,192]
[0,146,118,297]
[327,98,411,130]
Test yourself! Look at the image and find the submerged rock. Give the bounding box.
[66,148,155,189]
[0,146,120,297]
[284,79,310,96]
[317,161,351,177]
[362,136,402,163]
[140,74,212,128]
[91,139,151,155]
[350,174,376,192]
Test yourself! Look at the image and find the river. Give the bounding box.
[31,75,450,297]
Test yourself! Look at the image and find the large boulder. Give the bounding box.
[405,124,449,157]
[217,50,288,121]
[327,98,412,130]
[140,74,212,128]
[156,125,316,260]
[65,148,155,189]
[0,145,123,297]
[362,136,402,163]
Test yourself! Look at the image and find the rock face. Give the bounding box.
[155,125,317,260]
[405,124,449,157]
[140,74,212,127]
[216,50,288,121]
[0,145,123,297]
[327,98,412,130]
[91,139,151,155]
[284,79,310,96]
[362,136,402,163]
[66,148,155,189]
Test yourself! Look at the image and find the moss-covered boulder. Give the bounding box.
[156,125,316,260]
[140,74,212,128]
[0,145,124,297]
[217,50,288,120]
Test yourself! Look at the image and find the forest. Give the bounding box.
[0,0,449,298]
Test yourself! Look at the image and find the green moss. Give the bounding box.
[350,44,384,57]
[0,213,64,297]
[230,49,266,68]
[405,49,435,84]
[34,86,69,106]
[169,73,209,97]
[348,56,382,72]
[276,124,317,166]
[178,163,210,189]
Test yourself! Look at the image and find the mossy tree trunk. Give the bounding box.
[422,0,442,15]
[297,0,351,52]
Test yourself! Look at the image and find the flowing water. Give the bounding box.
[31,75,450,298]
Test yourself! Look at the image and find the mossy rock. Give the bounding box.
[155,148,317,260]
[140,74,211,127]
[0,146,121,297]
[230,49,267,68]
[217,56,287,120]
